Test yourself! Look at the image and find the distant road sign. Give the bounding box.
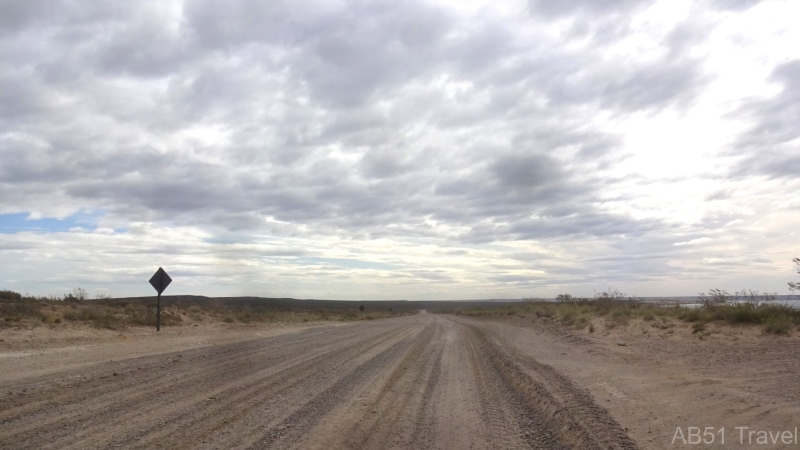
[149,267,172,332]
[149,267,172,294]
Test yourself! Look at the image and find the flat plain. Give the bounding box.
[1,312,798,449]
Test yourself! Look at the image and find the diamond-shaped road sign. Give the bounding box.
[149,267,172,294]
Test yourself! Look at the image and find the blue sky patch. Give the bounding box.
[0,211,103,234]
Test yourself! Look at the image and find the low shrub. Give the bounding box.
[678,308,705,322]
[762,315,794,335]
[559,309,577,325]
[0,290,23,302]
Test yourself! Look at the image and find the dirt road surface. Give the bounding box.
[0,313,638,450]
[3,313,799,449]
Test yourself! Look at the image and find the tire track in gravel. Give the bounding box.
[1,330,358,442]
[463,322,533,449]
[124,323,419,449]
[187,322,423,449]
[420,317,492,450]
[0,318,421,450]
[1,328,363,444]
[336,321,445,450]
[0,327,354,425]
[463,323,639,450]
[508,339,638,450]
[242,325,428,450]
[408,336,444,450]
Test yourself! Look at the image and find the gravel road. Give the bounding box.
[0,313,638,449]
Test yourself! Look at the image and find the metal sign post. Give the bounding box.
[149,267,172,331]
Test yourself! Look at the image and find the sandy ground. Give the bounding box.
[0,314,798,449]
[474,315,800,450]
[0,321,345,383]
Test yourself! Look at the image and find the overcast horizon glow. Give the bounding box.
[1,0,798,300]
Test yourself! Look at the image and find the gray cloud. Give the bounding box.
[462,211,666,243]
[0,0,706,239]
[0,0,793,298]
[710,0,764,11]
[527,0,648,18]
[731,60,800,178]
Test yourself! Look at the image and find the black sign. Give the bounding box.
[149,267,172,294]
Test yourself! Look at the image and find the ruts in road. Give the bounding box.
[0,313,638,449]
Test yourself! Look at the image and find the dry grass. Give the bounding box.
[442,289,799,336]
[0,290,411,330]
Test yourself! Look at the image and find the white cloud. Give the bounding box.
[673,237,712,247]
[0,0,798,298]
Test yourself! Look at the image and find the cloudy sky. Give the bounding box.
[1,0,798,300]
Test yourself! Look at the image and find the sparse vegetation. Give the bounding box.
[0,290,414,330]
[762,315,795,335]
[442,286,799,336]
